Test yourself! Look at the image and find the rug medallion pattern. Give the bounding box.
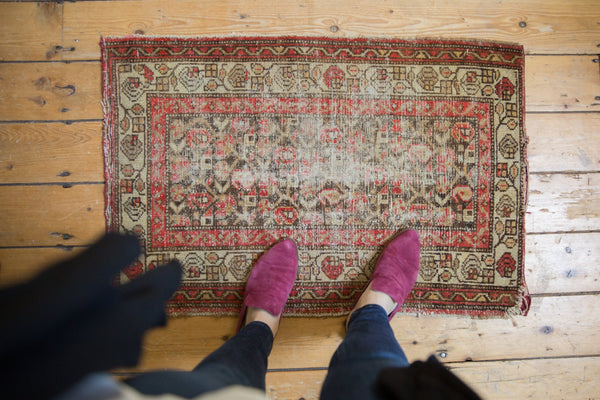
[102,37,529,317]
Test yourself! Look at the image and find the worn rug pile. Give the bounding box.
[102,36,529,318]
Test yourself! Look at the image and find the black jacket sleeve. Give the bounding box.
[376,355,482,400]
[0,233,182,400]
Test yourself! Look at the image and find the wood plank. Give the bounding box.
[448,357,600,400]
[62,0,600,60]
[0,246,85,287]
[266,369,326,400]
[0,172,594,246]
[526,232,600,295]
[0,2,63,62]
[114,294,600,371]
[0,55,596,122]
[264,356,600,400]
[0,122,104,183]
[526,173,600,233]
[525,55,600,112]
[527,113,600,173]
[0,184,105,247]
[0,62,100,122]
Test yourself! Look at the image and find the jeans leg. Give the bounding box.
[125,321,273,398]
[191,320,273,389]
[320,305,410,400]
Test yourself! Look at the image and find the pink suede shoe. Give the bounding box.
[370,229,421,320]
[236,239,298,333]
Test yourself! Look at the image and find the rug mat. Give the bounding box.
[101,36,530,317]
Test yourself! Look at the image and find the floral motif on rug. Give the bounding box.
[101,36,529,317]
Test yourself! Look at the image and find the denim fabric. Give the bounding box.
[125,321,273,398]
[320,304,410,400]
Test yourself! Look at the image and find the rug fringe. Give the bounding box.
[100,34,524,51]
[100,37,115,233]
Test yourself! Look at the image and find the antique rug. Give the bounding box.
[101,36,530,318]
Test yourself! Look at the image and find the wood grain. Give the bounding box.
[0,122,104,183]
[266,369,326,400]
[264,357,600,400]
[0,246,86,287]
[61,0,600,60]
[527,113,600,173]
[526,232,600,295]
[0,2,63,62]
[527,173,600,233]
[0,184,105,247]
[448,356,600,400]
[0,62,100,122]
[525,55,600,113]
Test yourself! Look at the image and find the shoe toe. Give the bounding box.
[243,238,298,317]
[371,230,421,312]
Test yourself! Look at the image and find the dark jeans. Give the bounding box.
[320,305,409,400]
[126,305,409,400]
[125,322,273,397]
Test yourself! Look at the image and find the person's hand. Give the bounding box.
[0,233,182,399]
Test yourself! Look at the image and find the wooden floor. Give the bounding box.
[1,0,599,398]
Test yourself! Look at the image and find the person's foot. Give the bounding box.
[245,307,281,336]
[237,239,298,336]
[351,282,398,317]
[347,230,420,327]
